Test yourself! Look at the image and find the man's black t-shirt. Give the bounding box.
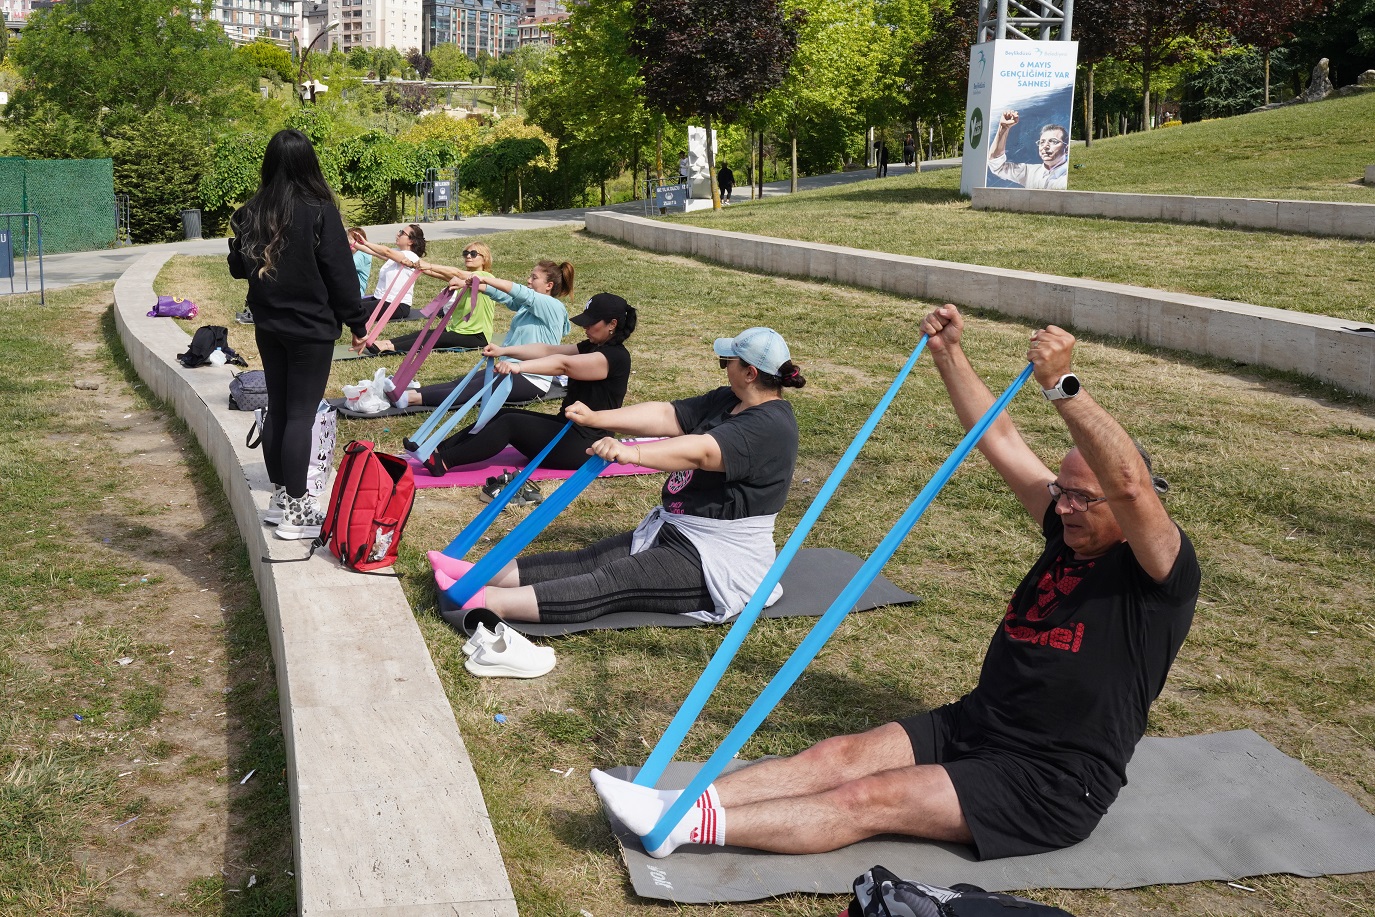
[562,340,631,440]
[958,506,1200,795]
[661,387,798,520]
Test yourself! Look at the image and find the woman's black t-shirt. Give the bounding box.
[562,340,631,440]
[660,387,798,520]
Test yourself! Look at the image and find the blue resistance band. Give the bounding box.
[640,362,1035,852]
[440,421,575,559]
[414,372,513,461]
[409,356,488,445]
[634,335,930,789]
[443,453,611,607]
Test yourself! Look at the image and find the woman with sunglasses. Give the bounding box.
[395,258,574,410]
[421,292,637,477]
[356,223,427,320]
[363,241,497,356]
[431,327,808,627]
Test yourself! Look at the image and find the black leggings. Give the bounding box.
[255,330,334,497]
[435,407,596,470]
[519,527,712,623]
[418,371,550,408]
[387,329,486,353]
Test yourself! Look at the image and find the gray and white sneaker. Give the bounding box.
[275,492,325,540]
[263,485,286,526]
[234,309,255,325]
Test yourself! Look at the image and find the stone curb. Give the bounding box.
[113,253,518,916]
[970,187,1375,239]
[584,212,1375,399]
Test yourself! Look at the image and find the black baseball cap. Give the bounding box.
[571,292,630,327]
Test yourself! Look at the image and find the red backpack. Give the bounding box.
[318,440,416,572]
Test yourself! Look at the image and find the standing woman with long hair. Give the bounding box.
[228,129,368,539]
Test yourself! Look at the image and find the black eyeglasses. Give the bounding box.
[719,357,738,369]
[1047,481,1108,512]
[462,249,481,258]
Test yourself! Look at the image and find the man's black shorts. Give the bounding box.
[898,702,1115,860]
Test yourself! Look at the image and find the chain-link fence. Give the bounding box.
[1,157,117,253]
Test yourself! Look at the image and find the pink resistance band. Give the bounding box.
[361,264,422,347]
[388,277,480,404]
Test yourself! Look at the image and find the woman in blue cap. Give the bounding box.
[432,327,807,626]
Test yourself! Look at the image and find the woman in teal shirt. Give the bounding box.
[396,258,574,407]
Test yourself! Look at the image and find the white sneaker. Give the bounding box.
[462,623,499,657]
[262,485,286,526]
[464,624,555,678]
[275,492,325,540]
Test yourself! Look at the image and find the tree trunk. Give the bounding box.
[789,126,798,193]
[655,117,664,183]
[630,146,640,200]
[600,180,606,206]
[757,130,765,200]
[1264,50,1271,105]
[517,172,523,213]
[1084,64,1094,147]
[1142,57,1152,130]
[706,112,721,209]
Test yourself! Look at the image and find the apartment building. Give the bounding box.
[210,0,301,47]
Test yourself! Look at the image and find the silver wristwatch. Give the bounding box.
[1041,373,1081,401]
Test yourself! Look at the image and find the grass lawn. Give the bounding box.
[161,225,1375,916]
[0,285,292,915]
[667,93,1375,326]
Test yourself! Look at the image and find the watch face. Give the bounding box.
[1060,374,1081,396]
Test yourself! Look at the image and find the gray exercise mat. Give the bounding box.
[603,730,1375,903]
[439,547,917,636]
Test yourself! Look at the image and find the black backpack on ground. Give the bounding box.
[177,325,247,368]
[846,865,1077,917]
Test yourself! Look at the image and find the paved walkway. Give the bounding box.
[28,159,959,291]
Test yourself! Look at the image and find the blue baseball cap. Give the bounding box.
[713,327,791,376]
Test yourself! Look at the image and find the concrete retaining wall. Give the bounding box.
[585,212,1375,399]
[114,253,517,917]
[970,187,1375,239]
[1366,164,1375,185]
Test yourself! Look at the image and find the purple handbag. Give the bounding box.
[148,295,199,318]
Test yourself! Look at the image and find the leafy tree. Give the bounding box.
[524,0,654,200]
[1088,0,1219,129]
[373,46,404,80]
[908,0,979,134]
[198,130,270,228]
[7,0,253,148]
[109,110,209,243]
[629,0,801,207]
[400,112,482,154]
[429,43,477,81]
[461,116,556,212]
[1179,43,1268,117]
[1283,0,1375,90]
[1217,0,1328,102]
[0,11,8,64]
[384,83,437,114]
[239,37,296,83]
[474,50,493,82]
[347,46,372,72]
[406,48,434,80]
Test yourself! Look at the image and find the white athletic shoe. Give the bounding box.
[262,485,286,526]
[275,492,325,540]
[464,624,555,678]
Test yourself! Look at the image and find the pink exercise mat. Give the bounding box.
[402,442,662,489]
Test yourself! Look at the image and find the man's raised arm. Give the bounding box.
[1028,326,1182,581]
[921,304,1054,521]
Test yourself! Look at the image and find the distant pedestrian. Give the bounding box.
[679,150,691,197]
[717,164,735,204]
[876,138,889,178]
[903,132,916,166]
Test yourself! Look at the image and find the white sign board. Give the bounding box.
[686,126,718,200]
[961,40,1079,195]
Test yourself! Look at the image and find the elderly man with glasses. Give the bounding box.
[593,303,1199,865]
[987,109,1070,190]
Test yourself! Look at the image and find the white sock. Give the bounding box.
[590,769,723,857]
